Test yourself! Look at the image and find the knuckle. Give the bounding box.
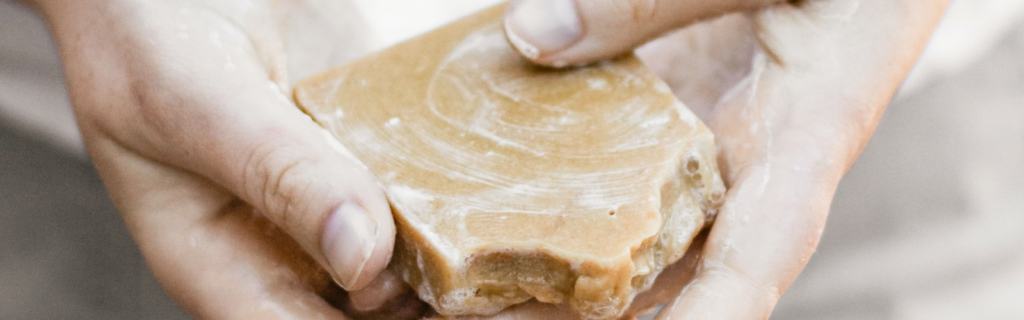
[123,76,204,154]
[240,135,321,231]
[129,74,180,136]
[611,0,659,24]
[702,260,759,290]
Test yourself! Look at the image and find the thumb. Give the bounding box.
[133,73,396,291]
[210,92,395,292]
[503,0,780,67]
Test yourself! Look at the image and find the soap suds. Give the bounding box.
[640,114,671,129]
[588,78,609,90]
[389,185,461,262]
[317,127,366,169]
[388,185,436,211]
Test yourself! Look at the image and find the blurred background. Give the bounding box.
[2,0,1022,319]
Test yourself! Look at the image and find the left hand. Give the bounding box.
[29,0,426,318]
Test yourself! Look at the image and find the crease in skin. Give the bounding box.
[746,51,773,197]
[185,0,290,86]
[660,278,710,320]
[711,49,770,184]
[751,16,787,68]
[696,28,778,268]
[634,0,661,22]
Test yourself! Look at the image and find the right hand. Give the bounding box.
[488,0,948,319]
[29,0,425,318]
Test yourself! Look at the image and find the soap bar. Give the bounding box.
[294,5,725,319]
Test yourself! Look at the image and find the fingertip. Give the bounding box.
[504,0,783,68]
[655,265,778,320]
[347,270,409,311]
[322,202,395,290]
[347,235,393,290]
[504,0,583,64]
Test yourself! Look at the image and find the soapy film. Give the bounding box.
[294,5,725,320]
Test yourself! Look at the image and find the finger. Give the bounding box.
[503,0,780,67]
[208,86,394,291]
[162,63,393,291]
[273,0,371,84]
[655,165,837,319]
[345,270,416,312]
[652,1,950,319]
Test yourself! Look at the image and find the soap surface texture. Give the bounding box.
[293,5,725,319]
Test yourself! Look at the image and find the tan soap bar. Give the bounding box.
[294,4,725,319]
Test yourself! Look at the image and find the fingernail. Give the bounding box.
[322,203,379,289]
[505,0,582,59]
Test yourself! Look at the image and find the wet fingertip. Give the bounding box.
[322,203,378,290]
[504,0,583,61]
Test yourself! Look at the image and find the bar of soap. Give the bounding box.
[294,5,725,319]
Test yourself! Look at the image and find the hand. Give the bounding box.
[30,0,425,318]
[497,0,950,318]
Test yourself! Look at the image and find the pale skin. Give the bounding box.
[22,0,947,319]
[25,0,422,318]
[483,0,950,319]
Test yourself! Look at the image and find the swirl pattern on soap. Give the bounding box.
[301,23,705,260]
